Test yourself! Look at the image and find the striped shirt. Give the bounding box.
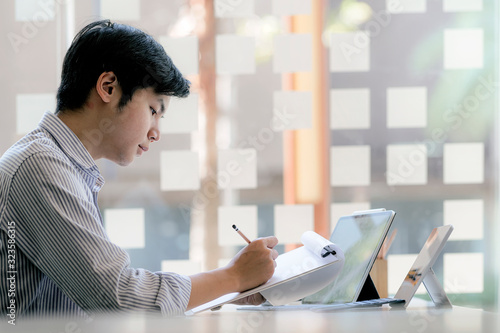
[0,112,191,319]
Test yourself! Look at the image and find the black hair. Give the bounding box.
[56,19,190,112]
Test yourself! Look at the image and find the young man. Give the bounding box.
[0,20,278,318]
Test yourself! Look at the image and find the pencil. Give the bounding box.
[232,224,251,244]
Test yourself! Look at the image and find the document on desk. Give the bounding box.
[187,231,345,314]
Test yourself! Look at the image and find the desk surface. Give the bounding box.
[3,305,499,333]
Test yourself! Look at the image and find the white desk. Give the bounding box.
[3,305,499,333]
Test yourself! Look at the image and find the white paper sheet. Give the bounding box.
[260,243,342,306]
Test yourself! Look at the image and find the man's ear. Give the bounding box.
[96,71,119,103]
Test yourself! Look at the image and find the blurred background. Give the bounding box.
[0,0,497,310]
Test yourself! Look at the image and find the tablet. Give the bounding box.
[394,224,454,307]
[302,210,396,304]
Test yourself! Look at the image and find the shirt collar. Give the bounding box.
[38,112,101,177]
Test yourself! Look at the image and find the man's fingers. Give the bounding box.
[231,293,265,306]
[248,293,265,305]
[261,236,278,248]
[270,248,279,260]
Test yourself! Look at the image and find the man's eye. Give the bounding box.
[150,107,157,115]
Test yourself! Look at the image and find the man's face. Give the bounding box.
[103,87,169,166]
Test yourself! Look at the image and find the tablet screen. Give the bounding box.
[302,210,396,304]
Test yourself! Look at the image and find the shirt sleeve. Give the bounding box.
[8,151,191,316]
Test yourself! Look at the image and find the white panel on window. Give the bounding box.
[159,36,199,75]
[444,253,484,293]
[386,0,427,13]
[101,0,140,21]
[444,200,483,240]
[273,91,312,130]
[105,208,145,249]
[160,93,199,134]
[161,260,201,275]
[160,151,200,191]
[329,32,370,72]
[443,143,484,184]
[444,29,484,69]
[215,0,254,18]
[15,0,56,22]
[387,87,427,128]
[331,146,371,187]
[386,144,427,186]
[218,149,257,189]
[216,35,255,75]
[274,204,314,244]
[330,89,370,130]
[16,93,56,135]
[218,206,258,246]
[273,34,312,73]
[272,0,311,16]
[443,0,483,12]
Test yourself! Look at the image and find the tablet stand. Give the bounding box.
[359,225,454,308]
[359,270,452,308]
[421,267,452,308]
[356,275,380,301]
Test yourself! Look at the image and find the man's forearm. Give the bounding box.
[187,268,238,310]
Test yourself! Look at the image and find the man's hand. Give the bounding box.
[226,236,279,292]
[231,293,266,306]
[186,236,278,310]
